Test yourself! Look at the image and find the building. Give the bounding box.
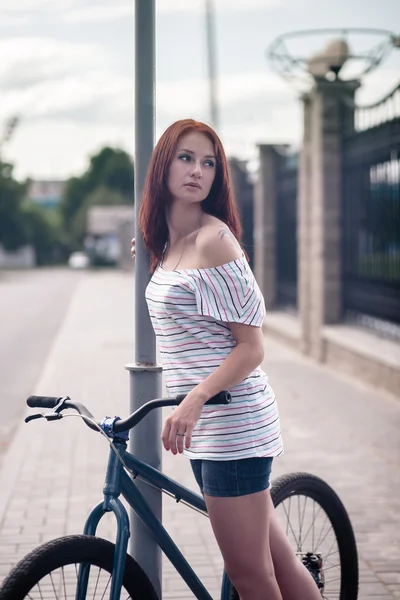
[28,180,66,210]
[85,205,134,267]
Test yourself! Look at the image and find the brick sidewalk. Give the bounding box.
[0,271,399,599]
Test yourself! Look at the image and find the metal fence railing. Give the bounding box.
[342,87,400,324]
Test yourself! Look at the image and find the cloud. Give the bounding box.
[0,38,107,90]
[157,71,290,117]
[157,0,285,11]
[7,119,133,180]
[0,13,30,26]
[0,0,132,26]
[1,72,133,124]
[0,37,132,125]
[63,2,133,23]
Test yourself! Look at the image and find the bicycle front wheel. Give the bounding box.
[0,534,159,600]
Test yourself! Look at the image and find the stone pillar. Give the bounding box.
[298,78,359,360]
[254,145,283,310]
[298,94,313,354]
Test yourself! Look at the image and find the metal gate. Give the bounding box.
[276,153,298,308]
[342,84,400,324]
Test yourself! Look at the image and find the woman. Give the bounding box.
[132,119,321,600]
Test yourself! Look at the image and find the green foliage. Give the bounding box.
[70,186,130,245]
[0,146,134,264]
[86,147,134,197]
[59,146,134,249]
[0,162,28,251]
[21,203,67,265]
[59,176,90,232]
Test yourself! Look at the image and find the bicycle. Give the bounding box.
[0,392,358,600]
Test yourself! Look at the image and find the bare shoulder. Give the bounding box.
[196,216,243,269]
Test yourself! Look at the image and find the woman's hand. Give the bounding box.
[162,389,208,454]
[131,238,135,261]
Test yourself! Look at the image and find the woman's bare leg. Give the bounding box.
[205,489,283,600]
[205,488,322,600]
[268,493,322,599]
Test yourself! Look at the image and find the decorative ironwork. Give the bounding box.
[266,28,399,92]
[355,82,400,131]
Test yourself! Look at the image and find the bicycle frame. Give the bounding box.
[77,439,232,600]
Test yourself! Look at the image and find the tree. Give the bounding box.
[59,146,134,249]
[86,147,134,198]
[70,186,131,245]
[59,176,90,233]
[21,203,66,265]
[0,161,28,251]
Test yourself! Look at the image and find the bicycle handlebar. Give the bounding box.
[26,390,232,434]
[27,396,61,409]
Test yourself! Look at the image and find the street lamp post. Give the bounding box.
[125,1,163,597]
[205,0,219,129]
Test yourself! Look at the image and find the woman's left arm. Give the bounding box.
[196,322,265,400]
[163,322,265,454]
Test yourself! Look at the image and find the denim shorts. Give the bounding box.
[190,457,273,498]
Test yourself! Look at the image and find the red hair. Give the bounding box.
[138,118,242,272]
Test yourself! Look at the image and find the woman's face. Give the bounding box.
[167,131,217,205]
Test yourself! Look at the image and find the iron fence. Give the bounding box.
[276,153,298,308]
[342,83,400,324]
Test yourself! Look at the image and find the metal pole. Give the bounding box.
[125,1,162,597]
[205,0,219,129]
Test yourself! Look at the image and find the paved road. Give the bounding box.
[0,270,398,599]
[0,268,82,461]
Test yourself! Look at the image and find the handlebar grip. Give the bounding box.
[27,396,61,409]
[205,391,232,405]
[176,390,232,405]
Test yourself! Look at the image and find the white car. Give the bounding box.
[68,251,90,269]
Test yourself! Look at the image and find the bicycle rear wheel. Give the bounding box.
[229,472,358,600]
[271,473,358,599]
[0,534,158,600]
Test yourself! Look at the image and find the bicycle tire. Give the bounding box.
[0,534,159,600]
[229,472,358,600]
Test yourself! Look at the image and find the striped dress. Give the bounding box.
[145,256,284,460]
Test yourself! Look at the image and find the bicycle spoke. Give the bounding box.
[298,494,308,548]
[49,571,58,598]
[62,566,67,600]
[281,499,302,550]
[323,562,341,571]
[100,574,112,600]
[37,581,44,600]
[314,513,330,550]
[19,564,133,599]
[298,500,324,550]
[276,493,347,600]
[312,500,315,550]
[315,521,334,553]
[93,567,101,599]
[285,496,291,537]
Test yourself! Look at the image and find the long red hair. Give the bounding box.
[138,118,242,272]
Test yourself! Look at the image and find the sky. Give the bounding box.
[0,0,399,180]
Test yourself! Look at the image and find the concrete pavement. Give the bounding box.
[0,268,81,469]
[0,270,399,599]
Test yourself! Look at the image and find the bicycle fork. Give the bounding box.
[76,444,130,600]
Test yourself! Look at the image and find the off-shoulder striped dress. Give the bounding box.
[145,256,284,460]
